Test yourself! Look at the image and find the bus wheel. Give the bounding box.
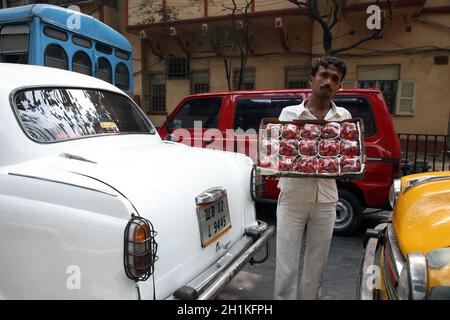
[333,189,362,236]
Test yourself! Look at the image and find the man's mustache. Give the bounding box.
[320,84,332,91]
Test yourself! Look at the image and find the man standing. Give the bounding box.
[274,56,351,300]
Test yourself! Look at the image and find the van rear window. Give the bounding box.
[234,97,302,131]
[169,97,222,129]
[333,96,376,136]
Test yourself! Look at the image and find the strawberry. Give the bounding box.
[259,155,279,170]
[297,156,318,173]
[300,124,321,139]
[279,140,299,156]
[340,156,361,173]
[340,122,359,141]
[282,124,300,140]
[279,156,298,171]
[340,140,360,156]
[299,140,318,156]
[321,122,340,139]
[318,157,340,174]
[319,139,340,157]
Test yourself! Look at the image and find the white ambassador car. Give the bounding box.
[0,64,274,300]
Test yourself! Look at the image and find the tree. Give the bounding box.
[205,0,254,90]
[134,0,255,90]
[288,0,393,55]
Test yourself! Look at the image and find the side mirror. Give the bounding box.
[166,134,177,142]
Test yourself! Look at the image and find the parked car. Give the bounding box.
[159,89,401,235]
[358,171,450,300]
[0,63,274,299]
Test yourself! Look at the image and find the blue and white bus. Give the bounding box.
[0,4,133,94]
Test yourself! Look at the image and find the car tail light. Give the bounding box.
[124,215,158,281]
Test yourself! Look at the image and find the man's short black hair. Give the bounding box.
[310,56,347,82]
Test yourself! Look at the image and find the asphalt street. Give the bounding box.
[216,204,391,300]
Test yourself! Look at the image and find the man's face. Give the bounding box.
[309,65,343,99]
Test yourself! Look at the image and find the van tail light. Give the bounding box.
[124,215,158,281]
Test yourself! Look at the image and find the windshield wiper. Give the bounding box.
[60,153,97,164]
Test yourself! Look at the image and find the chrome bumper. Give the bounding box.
[358,223,387,300]
[169,220,275,300]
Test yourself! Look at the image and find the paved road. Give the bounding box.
[216,204,391,300]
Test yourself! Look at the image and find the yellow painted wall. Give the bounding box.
[122,1,450,135]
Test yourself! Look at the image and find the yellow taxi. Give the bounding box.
[358,171,450,300]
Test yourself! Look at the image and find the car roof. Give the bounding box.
[185,88,380,99]
[0,63,124,94]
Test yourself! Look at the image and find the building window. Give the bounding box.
[233,67,255,90]
[72,51,91,75]
[357,64,400,114]
[148,72,166,113]
[44,44,68,70]
[190,69,209,94]
[285,65,309,89]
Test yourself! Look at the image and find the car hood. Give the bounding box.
[6,140,256,298]
[393,177,450,254]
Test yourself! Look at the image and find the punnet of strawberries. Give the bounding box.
[319,139,340,157]
[299,139,318,156]
[279,156,298,172]
[264,123,282,139]
[340,140,360,156]
[340,122,359,141]
[300,124,321,139]
[260,139,280,156]
[318,157,340,174]
[321,122,340,139]
[297,156,318,173]
[281,124,300,140]
[340,156,361,173]
[279,140,299,156]
[259,155,279,170]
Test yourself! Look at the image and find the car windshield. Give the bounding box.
[14,88,154,143]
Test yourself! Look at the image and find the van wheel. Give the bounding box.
[333,189,362,236]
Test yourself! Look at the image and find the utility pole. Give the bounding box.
[2,0,7,9]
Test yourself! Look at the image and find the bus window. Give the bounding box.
[43,26,68,41]
[95,42,112,55]
[44,44,68,70]
[72,51,91,75]
[115,49,129,60]
[0,24,29,64]
[96,57,112,83]
[72,35,92,49]
[115,63,129,91]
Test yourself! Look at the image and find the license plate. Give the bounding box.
[197,196,232,248]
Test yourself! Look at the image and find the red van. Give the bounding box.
[159,89,401,235]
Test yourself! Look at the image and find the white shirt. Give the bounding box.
[278,99,352,203]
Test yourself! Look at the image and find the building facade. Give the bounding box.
[2,0,450,138]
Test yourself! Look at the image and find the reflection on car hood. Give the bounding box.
[393,178,450,254]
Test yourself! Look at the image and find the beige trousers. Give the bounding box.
[274,190,337,300]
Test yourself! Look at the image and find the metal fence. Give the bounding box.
[398,133,449,176]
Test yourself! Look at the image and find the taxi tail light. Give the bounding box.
[124,215,158,281]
